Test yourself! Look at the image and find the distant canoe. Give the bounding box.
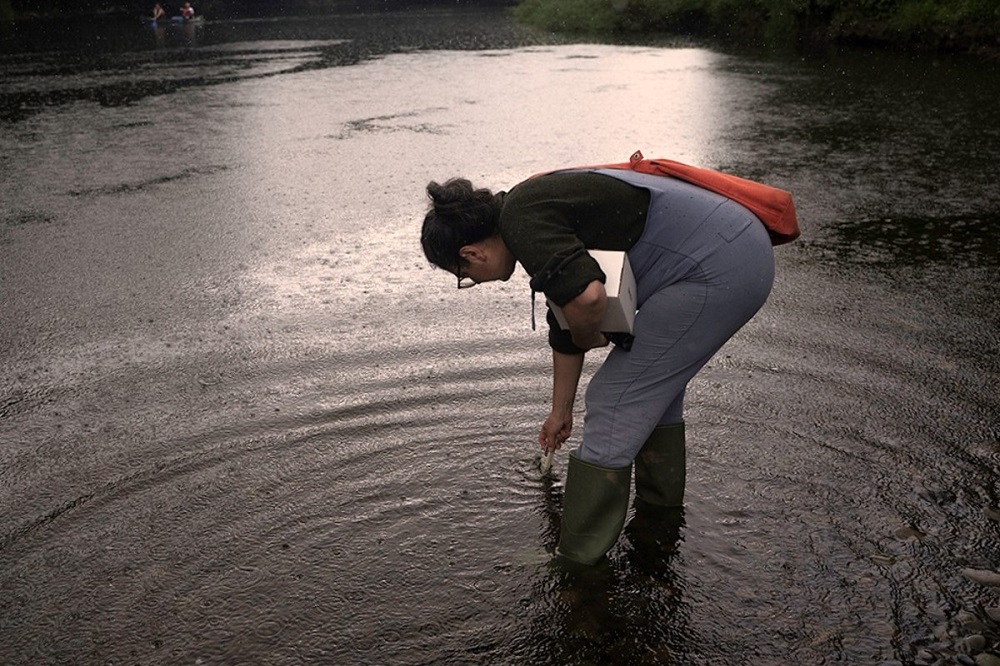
[144,15,204,26]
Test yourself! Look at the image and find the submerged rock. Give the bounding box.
[962,569,1000,588]
[961,634,987,653]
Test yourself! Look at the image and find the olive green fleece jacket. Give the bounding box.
[498,171,650,354]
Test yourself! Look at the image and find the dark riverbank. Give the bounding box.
[512,0,1000,56]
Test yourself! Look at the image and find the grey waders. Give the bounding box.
[556,453,632,566]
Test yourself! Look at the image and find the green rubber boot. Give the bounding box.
[634,423,686,508]
[556,452,632,566]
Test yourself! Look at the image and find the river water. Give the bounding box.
[1,6,998,665]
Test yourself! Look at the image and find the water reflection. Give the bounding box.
[515,476,691,665]
[150,19,201,49]
[511,519,690,665]
[0,8,565,123]
[822,212,1000,268]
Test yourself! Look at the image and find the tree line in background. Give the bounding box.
[515,0,1000,51]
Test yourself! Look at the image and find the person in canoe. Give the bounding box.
[181,2,195,20]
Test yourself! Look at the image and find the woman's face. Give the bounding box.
[457,237,517,286]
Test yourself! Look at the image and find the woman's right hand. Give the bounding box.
[539,410,573,453]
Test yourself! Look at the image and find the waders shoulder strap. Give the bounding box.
[538,150,801,246]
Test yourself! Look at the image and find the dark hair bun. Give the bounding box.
[427,178,479,214]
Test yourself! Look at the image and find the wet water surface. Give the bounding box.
[2,7,999,665]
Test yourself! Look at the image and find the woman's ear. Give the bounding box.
[458,244,487,264]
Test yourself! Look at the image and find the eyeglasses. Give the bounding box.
[456,264,478,289]
[457,272,477,289]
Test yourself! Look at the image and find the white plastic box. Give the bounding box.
[548,250,637,334]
